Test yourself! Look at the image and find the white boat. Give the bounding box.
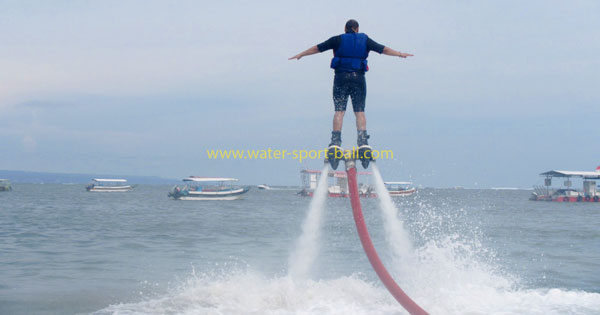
[0,179,12,192]
[530,168,600,202]
[299,169,376,198]
[169,177,250,200]
[257,184,271,190]
[86,178,134,192]
[384,181,417,196]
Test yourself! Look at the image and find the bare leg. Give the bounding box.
[354,112,366,131]
[333,111,345,131]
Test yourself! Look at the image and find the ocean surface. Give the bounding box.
[1,182,599,314]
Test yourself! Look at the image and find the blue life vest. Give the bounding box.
[330,32,369,72]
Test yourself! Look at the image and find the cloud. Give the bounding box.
[1,0,599,186]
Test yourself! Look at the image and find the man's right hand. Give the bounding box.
[382,47,414,58]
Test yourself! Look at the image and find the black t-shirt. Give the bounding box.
[317,33,385,54]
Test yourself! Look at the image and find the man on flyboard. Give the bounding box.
[289,19,413,169]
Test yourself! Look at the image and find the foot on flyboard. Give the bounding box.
[358,145,374,169]
[327,145,343,170]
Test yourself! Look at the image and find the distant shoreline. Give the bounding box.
[0,169,179,185]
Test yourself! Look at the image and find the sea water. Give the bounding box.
[0,183,599,314]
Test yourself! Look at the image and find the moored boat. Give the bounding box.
[86,179,133,192]
[530,168,600,202]
[384,181,417,196]
[169,177,250,200]
[0,179,12,192]
[299,169,375,198]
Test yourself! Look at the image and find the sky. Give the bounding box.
[1,0,599,187]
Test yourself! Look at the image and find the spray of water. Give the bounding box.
[371,163,514,301]
[288,166,329,280]
[371,164,415,265]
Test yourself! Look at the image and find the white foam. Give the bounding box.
[93,270,600,315]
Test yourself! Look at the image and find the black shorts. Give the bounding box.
[333,72,366,112]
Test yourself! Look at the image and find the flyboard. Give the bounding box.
[326,146,429,315]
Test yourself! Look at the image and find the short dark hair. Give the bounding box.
[345,19,359,33]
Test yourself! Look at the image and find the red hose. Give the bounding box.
[346,164,429,315]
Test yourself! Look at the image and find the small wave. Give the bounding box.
[92,269,599,315]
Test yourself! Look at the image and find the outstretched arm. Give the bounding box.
[289,46,320,60]
[382,47,413,58]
